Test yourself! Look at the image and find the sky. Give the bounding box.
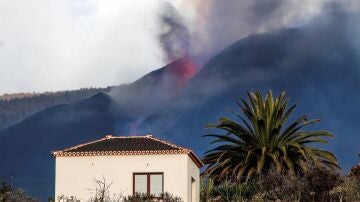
[0,0,184,94]
[0,0,357,95]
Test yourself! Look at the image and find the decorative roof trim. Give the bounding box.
[53,149,190,157]
[52,134,115,155]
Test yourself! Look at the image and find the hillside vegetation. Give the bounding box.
[0,87,112,131]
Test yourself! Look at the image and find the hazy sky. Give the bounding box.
[0,0,357,94]
[0,0,182,94]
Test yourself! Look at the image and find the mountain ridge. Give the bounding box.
[0,87,113,131]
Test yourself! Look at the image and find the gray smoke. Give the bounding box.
[158,2,190,62]
[185,0,360,57]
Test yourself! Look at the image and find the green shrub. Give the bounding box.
[56,195,80,202]
[302,164,341,201]
[0,182,37,202]
[123,192,182,202]
[350,163,360,179]
[212,181,259,201]
[259,169,304,201]
[200,163,346,202]
[330,177,358,202]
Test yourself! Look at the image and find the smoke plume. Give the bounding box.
[177,0,360,58]
[158,2,191,62]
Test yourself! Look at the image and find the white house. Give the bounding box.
[52,134,203,202]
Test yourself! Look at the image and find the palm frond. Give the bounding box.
[202,90,339,183]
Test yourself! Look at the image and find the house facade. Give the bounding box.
[52,134,203,202]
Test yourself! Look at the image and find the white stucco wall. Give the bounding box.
[187,156,200,202]
[55,154,200,201]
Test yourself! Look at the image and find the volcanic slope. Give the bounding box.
[0,58,197,198]
[140,28,360,172]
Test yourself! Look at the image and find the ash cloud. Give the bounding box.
[183,0,360,57]
[158,2,190,62]
[184,1,360,102]
[190,0,286,54]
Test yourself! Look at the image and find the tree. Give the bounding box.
[0,182,37,202]
[202,91,339,182]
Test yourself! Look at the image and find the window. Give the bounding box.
[133,173,163,197]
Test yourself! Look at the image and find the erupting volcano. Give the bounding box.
[166,56,198,87]
[125,56,199,136]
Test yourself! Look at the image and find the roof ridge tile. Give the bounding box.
[146,135,190,151]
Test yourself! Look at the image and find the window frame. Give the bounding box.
[133,172,164,197]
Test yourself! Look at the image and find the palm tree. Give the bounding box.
[202,91,339,182]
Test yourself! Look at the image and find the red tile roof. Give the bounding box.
[52,134,203,168]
